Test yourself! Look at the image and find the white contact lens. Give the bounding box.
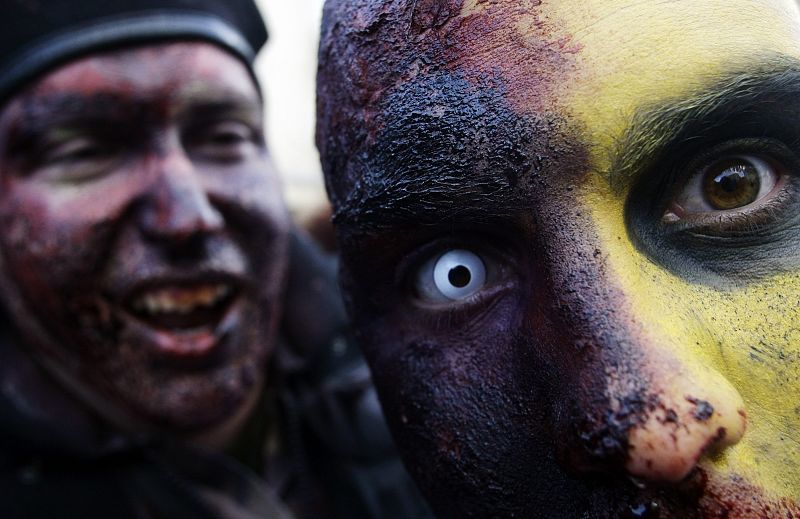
[430,249,487,301]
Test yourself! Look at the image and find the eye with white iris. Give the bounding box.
[666,153,782,220]
[416,249,487,303]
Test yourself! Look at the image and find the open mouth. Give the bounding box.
[127,282,238,331]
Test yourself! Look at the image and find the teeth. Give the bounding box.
[132,284,232,315]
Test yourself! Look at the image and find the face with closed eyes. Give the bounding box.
[0,42,290,436]
[317,0,800,516]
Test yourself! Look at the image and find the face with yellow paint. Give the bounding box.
[317,0,800,516]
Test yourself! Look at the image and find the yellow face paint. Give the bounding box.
[447,0,800,507]
[585,175,800,498]
[536,0,800,503]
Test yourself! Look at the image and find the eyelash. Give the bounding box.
[670,186,794,236]
[659,139,800,235]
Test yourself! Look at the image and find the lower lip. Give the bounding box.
[151,326,220,358]
[126,298,242,365]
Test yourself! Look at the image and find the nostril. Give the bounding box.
[687,397,715,422]
[163,231,209,260]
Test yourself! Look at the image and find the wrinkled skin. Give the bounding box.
[316,0,800,517]
[0,42,290,439]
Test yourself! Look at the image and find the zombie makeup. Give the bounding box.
[317,0,800,517]
[0,42,290,436]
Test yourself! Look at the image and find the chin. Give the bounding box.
[106,305,274,434]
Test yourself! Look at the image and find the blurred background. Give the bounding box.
[255,0,328,223]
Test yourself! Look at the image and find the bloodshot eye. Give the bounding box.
[416,249,487,303]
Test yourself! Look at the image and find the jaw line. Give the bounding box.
[0,267,159,439]
[31,350,160,441]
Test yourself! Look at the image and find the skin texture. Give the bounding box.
[317,0,800,517]
[0,42,290,441]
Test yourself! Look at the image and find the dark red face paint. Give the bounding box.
[0,42,290,433]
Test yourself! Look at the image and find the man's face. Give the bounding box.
[0,42,290,433]
[318,0,800,516]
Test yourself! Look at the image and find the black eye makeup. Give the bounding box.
[622,64,800,284]
[660,138,800,236]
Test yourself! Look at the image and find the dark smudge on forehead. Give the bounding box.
[316,0,582,213]
[332,71,583,232]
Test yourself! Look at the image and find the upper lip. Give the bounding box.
[120,271,246,327]
[131,283,233,315]
[121,271,247,301]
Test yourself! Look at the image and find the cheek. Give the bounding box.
[204,166,289,242]
[359,297,572,503]
[203,158,283,205]
[703,279,800,473]
[0,183,124,294]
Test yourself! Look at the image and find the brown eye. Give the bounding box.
[668,154,780,220]
[703,158,760,209]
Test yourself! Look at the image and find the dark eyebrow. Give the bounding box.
[178,97,263,127]
[11,90,262,136]
[610,56,800,193]
[332,157,527,233]
[11,93,136,136]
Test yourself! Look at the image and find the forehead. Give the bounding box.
[319,0,800,210]
[6,41,258,110]
[427,0,800,136]
[523,0,800,153]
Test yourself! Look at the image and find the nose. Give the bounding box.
[138,140,224,242]
[622,344,746,482]
[542,234,747,484]
[553,295,748,483]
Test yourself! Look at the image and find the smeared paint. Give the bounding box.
[317,0,800,517]
[317,0,580,206]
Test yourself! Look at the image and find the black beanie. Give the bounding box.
[0,0,269,105]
